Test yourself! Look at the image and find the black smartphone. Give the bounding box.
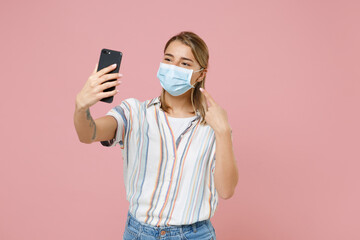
[97,48,123,103]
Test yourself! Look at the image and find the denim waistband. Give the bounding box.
[126,211,210,237]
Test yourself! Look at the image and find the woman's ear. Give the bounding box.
[198,69,207,82]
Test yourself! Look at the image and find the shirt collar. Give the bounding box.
[146,96,161,108]
[147,96,201,118]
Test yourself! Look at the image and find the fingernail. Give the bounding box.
[112,63,117,67]
[200,88,204,92]
[118,80,122,83]
[118,73,123,77]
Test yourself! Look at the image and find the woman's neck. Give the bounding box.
[163,91,196,117]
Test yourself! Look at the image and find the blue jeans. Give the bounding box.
[123,211,216,240]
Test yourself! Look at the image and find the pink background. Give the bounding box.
[1,0,359,239]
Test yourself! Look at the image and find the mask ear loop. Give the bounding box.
[194,68,204,73]
[191,68,205,87]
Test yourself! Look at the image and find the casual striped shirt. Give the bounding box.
[101,97,218,227]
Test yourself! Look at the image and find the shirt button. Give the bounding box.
[161,230,166,235]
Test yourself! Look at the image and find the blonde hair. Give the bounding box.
[159,31,209,125]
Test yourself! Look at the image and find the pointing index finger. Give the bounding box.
[200,88,216,106]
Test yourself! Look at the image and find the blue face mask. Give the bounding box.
[157,62,203,96]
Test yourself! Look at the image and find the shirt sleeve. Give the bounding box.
[100,98,134,148]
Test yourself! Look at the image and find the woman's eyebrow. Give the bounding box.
[164,53,194,62]
[181,57,193,62]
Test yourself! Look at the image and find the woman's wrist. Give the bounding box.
[75,95,89,113]
[214,126,232,136]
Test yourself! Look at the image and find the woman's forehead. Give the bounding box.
[165,40,195,60]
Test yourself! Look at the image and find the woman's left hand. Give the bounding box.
[200,88,232,134]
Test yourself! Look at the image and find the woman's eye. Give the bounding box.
[164,58,171,62]
[181,62,190,66]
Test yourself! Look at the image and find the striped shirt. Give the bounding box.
[100,96,218,227]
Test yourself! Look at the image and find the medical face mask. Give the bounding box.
[157,62,203,96]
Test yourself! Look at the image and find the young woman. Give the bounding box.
[74,31,238,240]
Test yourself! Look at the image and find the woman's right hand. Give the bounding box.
[76,63,122,111]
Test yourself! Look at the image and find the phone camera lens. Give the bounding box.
[102,50,110,54]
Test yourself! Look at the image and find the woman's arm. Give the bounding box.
[199,88,239,199]
[73,106,117,144]
[214,128,238,199]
